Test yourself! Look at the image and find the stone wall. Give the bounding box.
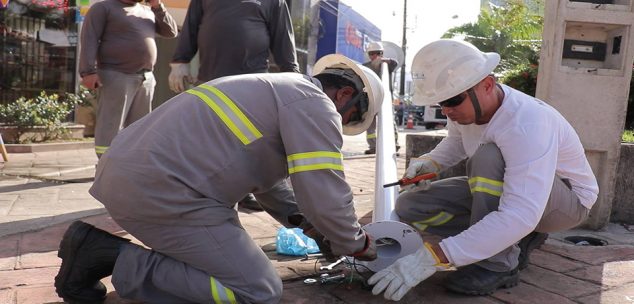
[612,143,634,224]
[406,134,634,226]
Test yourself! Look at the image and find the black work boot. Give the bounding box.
[444,264,519,296]
[518,232,548,270]
[55,221,130,303]
[364,149,376,155]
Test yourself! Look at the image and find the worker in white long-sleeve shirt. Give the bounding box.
[369,39,599,301]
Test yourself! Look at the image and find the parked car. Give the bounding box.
[423,105,447,129]
[402,105,446,129]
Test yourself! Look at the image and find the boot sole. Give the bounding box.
[54,221,105,303]
[445,274,520,296]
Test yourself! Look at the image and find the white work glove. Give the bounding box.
[168,63,195,93]
[402,155,441,192]
[368,243,452,301]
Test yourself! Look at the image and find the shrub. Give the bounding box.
[0,90,89,143]
[501,63,539,97]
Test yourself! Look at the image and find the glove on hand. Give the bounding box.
[351,231,377,261]
[168,63,195,93]
[368,243,450,301]
[299,221,338,262]
[402,155,441,192]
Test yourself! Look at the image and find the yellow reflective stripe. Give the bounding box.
[95,146,108,154]
[210,277,237,304]
[226,289,237,304]
[412,222,429,231]
[469,176,503,197]
[287,151,344,174]
[287,151,342,161]
[210,277,220,304]
[411,211,454,231]
[289,163,344,174]
[366,133,377,139]
[186,85,262,145]
[202,85,262,139]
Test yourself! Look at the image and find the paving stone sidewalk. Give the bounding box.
[1,145,634,303]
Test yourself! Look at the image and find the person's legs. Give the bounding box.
[443,143,519,295]
[393,119,400,151]
[395,177,473,238]
[112,219,282,303]
[94,70,144,158]
[123,71,155,127]
[445,143,589,295]
[365,116,377,154]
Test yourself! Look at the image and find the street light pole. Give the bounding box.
[399,0,407,97]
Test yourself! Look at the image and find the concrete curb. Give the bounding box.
[6,141,95,153]
[0,207,107,238]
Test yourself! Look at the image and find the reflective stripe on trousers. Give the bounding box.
[186,84,262,145]
[95,145,108,156]
[411,211,454,232]
[469,176,503,197]
[210,277,237,304]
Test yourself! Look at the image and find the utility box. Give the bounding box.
[536,0,634,229]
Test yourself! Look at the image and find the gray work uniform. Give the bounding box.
[172,0,299,81]
[89,73,367,303]
[363,59,399,151]
[79,0,178,157]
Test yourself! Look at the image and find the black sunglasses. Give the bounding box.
[368,51,383,56]
[438,92,468,108]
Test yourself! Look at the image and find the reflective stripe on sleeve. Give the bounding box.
[95,145,108,155]
[287,151,343,174]
[210,277,237,304]
[366,133,377,139]
[469,176,503,197]
[186,84,263,145]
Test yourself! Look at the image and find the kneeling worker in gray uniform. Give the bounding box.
[54,54,381,303]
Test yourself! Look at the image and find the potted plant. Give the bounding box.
[0,90,90,144]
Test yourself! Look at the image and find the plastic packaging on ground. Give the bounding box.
[276,227,320,256]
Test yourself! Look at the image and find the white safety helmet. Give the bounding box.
[313,54,384,135]
[367,41,384,53]
[411,39,500,106]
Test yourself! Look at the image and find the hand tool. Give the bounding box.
[383,172,437,188]
[319,256,346,271]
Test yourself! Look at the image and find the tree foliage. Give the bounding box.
[442,0,544,75]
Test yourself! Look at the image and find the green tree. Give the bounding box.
[442,0,544,75]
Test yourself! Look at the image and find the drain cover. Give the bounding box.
[564,236,608,246]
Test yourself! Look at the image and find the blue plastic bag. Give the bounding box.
[276,227,320,256]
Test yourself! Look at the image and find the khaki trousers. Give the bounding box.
[396,143,589,271]
[94,69,155,157]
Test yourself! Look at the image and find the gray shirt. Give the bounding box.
[90,73,366,256]
[79,0,178,76]
[172,0,299,81]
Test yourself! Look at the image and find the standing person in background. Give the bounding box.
[167,0,299,91]
[168,0,299,211]
[79,0,178,158]
[362,41,400,155]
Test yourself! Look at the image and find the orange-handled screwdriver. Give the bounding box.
[383,172,437,188]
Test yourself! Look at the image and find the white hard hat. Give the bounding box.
[367,41,384,53]
[411,39,500,106]
[313,54,384,135]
